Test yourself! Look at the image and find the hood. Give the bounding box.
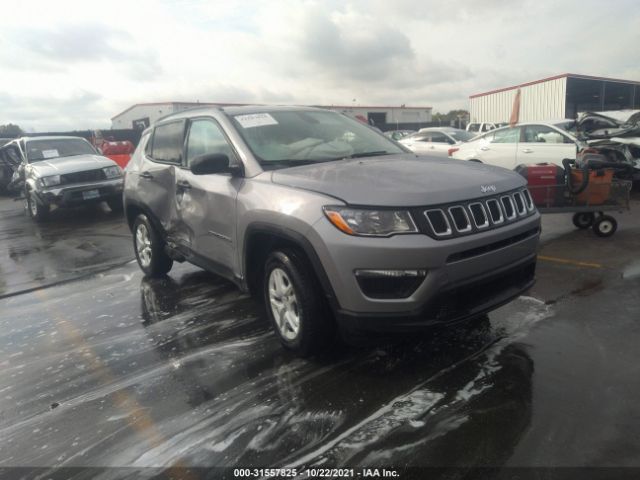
[270,154,526,206]
[30,154,117,176]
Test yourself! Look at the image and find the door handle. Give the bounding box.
[140,171,154,179]
[429,145,435,149]
[522,148,534,153]
[177,180,192,190]
[480,146,490,151]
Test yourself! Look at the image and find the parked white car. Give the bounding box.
[466,122,508,136]
[450,121,584,169]
[399,128,476,157]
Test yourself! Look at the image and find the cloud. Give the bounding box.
[2,22,163,78]
[297,7,414,82]
[0,0,638,130]
[0,91,108,131]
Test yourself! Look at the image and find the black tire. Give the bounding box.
[572,212,595,229]
[132,214,173,277]
[25,189,49,222]
[106,196,124,213]
[593,215,617,237]
[263,249,334,356]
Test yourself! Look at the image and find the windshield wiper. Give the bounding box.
[345,151,392,159]
[260,159,328,168]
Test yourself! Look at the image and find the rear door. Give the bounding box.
[474,126,520,168]
[174,117,241,273]
[139,120,185,234]
[517,124,578,167]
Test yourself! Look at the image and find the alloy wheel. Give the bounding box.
[135,223,152,267]
[268,268,301,341]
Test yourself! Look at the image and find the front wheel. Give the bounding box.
[132,214,173,276]
[263,249,334,356]
[593,215,617,237]
[25,189,49,222]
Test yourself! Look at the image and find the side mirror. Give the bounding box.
[189,153,231,175]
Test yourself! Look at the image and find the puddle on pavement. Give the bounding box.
[622,261,640,280]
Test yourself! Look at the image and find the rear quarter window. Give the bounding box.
[151,121,185,164]
[126,132,151,171]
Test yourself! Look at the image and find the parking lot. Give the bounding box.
[1,194,639,477]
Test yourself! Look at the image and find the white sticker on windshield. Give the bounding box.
[235,113,278,129]
[42,149,59,158]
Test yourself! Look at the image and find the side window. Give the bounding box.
[430,133,454,144]
[151,121,185,164]
[523,125,572,144]
[468,123,479,132]
[185,119,235,166]
[490,127,520,144]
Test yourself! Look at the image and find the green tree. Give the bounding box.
[0,123,24,137]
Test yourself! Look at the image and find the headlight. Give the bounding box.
[323,206,418,236]
[40,175,61,187]
[103,166,123,178]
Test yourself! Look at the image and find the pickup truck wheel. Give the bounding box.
[133,214,173,277]
[26,189,49,222]
[263,249,333,356]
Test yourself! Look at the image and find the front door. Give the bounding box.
[475,126,520,169]
[517,125,578,167]
[175,117,241,273]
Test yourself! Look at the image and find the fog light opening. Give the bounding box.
[354,269,427,299]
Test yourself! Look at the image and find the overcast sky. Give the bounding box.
[1,0,638,131]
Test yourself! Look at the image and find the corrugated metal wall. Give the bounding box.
[469,77,566,123]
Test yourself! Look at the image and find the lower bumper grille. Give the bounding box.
[426,260,536,321]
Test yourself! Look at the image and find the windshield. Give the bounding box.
[26,138,96,162]
[230,110,406,167]
[447,130,476,142]
[553,120,577,134]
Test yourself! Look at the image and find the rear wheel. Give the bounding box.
[133,214,173,276]
[572,212,595,229]
[263,249,334,356]
[593,215,617,237]
[25,189,49,222]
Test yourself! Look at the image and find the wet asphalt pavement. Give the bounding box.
[0,196,639,478]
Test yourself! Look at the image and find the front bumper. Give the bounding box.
[307,212,541,330]
[35,178,124,207]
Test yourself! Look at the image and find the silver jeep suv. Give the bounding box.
[124,106,540,355]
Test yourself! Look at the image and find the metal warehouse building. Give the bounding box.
[469,73,640,123]
[111,102,432,130]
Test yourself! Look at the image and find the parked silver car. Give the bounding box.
[124,106,540,355]
[1,136,124,221]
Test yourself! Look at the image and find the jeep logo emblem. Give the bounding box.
[481,185,497,193]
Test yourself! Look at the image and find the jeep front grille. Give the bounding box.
[424,209,452,236]
[419,188,536,239]
[448,206,471,233]
[486,199,504,224]
[501,195,516,220]
[468,202,489,229]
